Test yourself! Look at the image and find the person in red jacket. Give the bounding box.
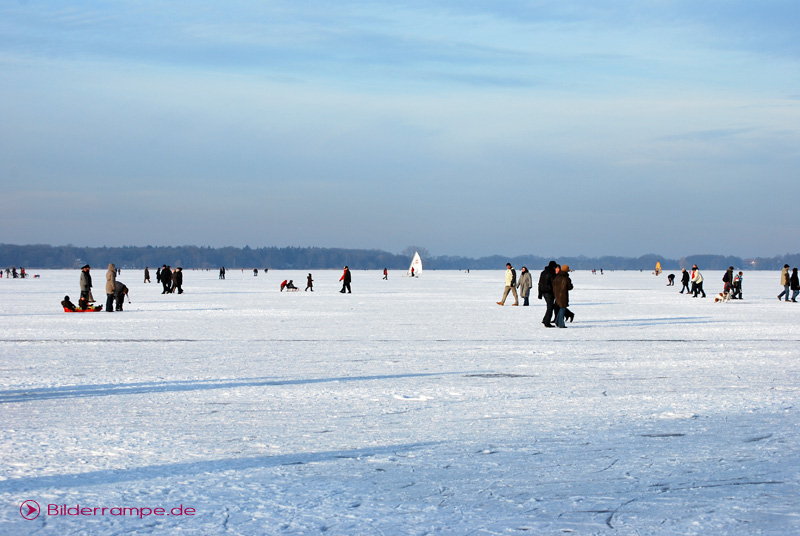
[339,266,351,293]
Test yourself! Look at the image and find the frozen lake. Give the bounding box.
[1,268,798,535]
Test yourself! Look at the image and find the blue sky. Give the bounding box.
[1,1,798,258]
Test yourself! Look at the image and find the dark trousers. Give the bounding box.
[341,283,351,293]
[731,284,742,299]
[680,282,690,293]
[106,293,115,312]
[694,282,706,297]
[542,293,555,325]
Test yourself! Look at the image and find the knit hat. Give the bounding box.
[561,264,570,272]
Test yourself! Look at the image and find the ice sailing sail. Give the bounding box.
[407,251,422,277]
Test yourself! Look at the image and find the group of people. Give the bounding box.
[150,265,183,294]
[280,274,314,292]
[66,264,128,312]
[61,262,800,316]
[3,267,26,278]
[498,261,574,328]
[672,265,743,299]
[778,264,800,302]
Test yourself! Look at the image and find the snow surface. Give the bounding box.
[1,268,798,535]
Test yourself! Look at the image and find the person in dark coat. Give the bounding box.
[339,266,351,293]
[114,281,129,311]
[161,265,171,294]
[537,261,558,327]
[722,266,734,294]
[173,267,183,294]
[791,268,799,303]
[62,295,77,311]
[667,273,675,286]
[79,265,93,310]
[144,266,151,283]
[305,273,314,292]
[731,271,743,299]
[552,264,574,328]
[680,269,690,294]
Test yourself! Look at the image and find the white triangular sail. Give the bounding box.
[407,251,422,277]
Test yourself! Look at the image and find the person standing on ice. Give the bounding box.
[680,268,690,294]
[174,267,184,294]
[516,266,532,306]
[161,265,171,294]
[383,268,388,280]
[105,263,117,312]
[79,265,93,310]
[731,271,743,299]
[722,266,734,295]
[339,266,351,293]
[691,264,706,298]
[305,273,314,292]
[778,264,791,301]
[552,264,574,328]
[537,261,558,327]
[144,266,151,283]
[790,268,799,302]
[496,263,518,306]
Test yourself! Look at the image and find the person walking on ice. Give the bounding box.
[778,264,791,301]
[339,266,351,294]
[538,261,558,327]
[680,268,690,294]
[305,273,314,292]
[497,263,518,306]
[516,266,532,306]
[552,264,574,328]
[691,264,706,298]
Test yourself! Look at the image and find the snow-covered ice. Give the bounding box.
[1,268,798,535]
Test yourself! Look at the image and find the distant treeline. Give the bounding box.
[2,244,799,271]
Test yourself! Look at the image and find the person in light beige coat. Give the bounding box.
[516,266,532,306]
[778,264,791,301]
[497,263,518,306]
[105,263,117,313]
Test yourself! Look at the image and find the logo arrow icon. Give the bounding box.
[20,500,40,520]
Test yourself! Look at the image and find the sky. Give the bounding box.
[1,1,798,259]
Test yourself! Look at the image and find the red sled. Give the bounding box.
[63,305,103,312]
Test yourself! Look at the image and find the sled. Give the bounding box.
[63,305,104,313]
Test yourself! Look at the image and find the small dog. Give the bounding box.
[714,291,732,303]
